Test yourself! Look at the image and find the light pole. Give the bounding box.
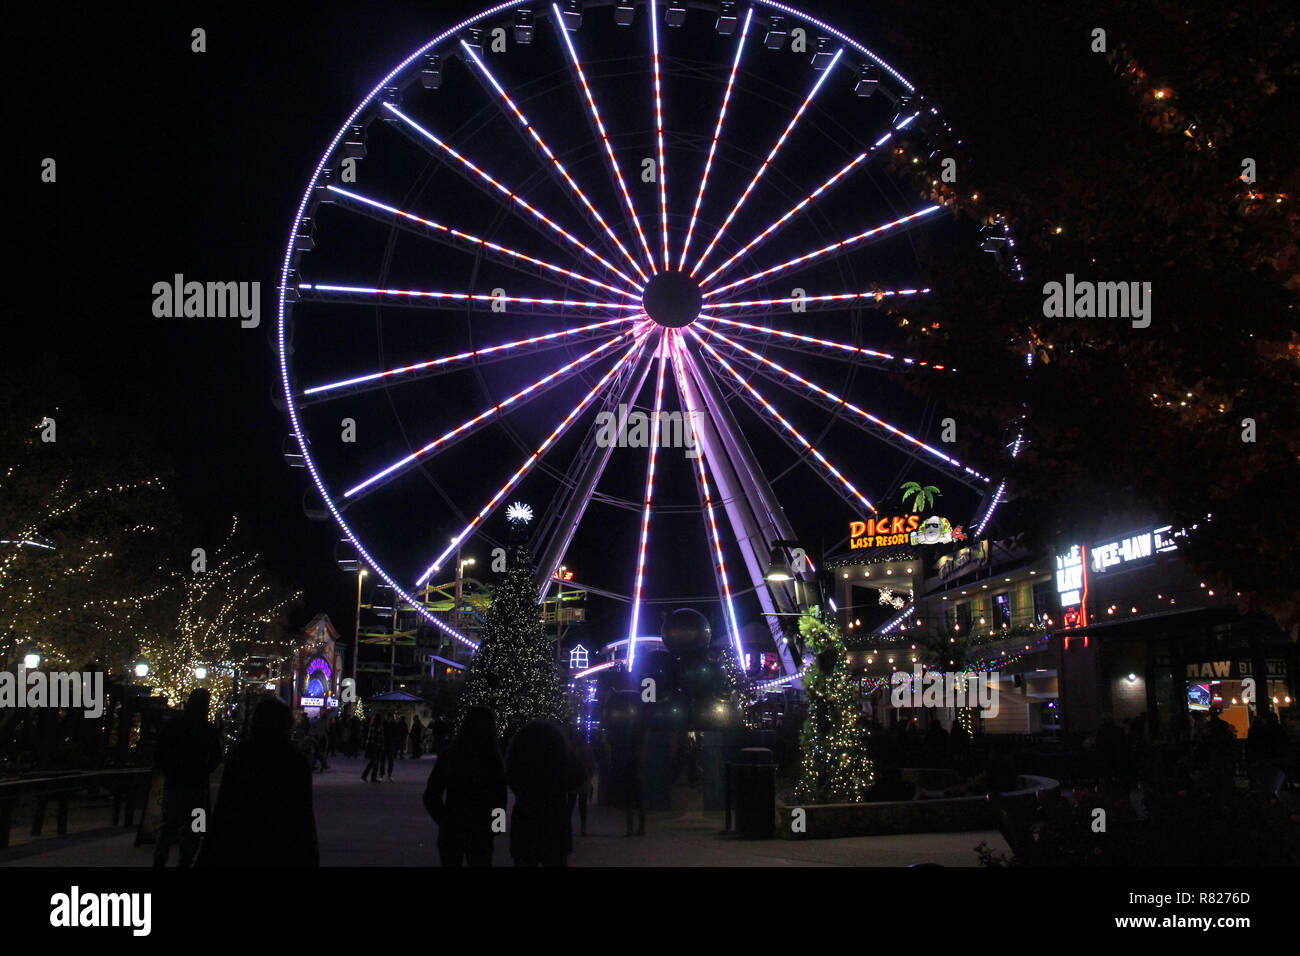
[352,568,367,689]
[455,554,475,646]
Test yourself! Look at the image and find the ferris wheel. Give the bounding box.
[275,0,1016,682]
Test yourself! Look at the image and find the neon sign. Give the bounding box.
[306,657,333,679]
[850,515,920,549]
[1089,525,1182,574]
[1055,544,1088,630]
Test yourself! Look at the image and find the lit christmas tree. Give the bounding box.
[794,607,873,803]
[0,411,178,669]
[457,504,565,740]
[139,517,301,706]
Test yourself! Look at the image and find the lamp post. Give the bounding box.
[764,539,830,661]
[455,553,475,640]
[764,539,826,610]
[352,568,367,688]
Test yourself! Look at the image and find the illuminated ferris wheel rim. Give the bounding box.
[274,0,1015,671]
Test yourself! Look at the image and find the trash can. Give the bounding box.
[727,747,775,838]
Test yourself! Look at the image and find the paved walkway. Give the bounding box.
[1,756,1008,867]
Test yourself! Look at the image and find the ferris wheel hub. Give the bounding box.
[641,270,702,328]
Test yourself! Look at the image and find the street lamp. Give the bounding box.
[133,658,150,679]
[455,556,475,632]
[22,650,41,669]
[353,568,368,687]
[764,547,793,582]
[194,665,208,681]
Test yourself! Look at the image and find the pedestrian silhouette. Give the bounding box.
[409,714,425,759]
[196,697,320,867]
[383,713,400,779]
[152,688,222,867]
[361,714,386,782]
[607,716,647,837]
[347,711,362,757]
[507,719,587,866]
[567,733,596,837]
[423,705,507,866]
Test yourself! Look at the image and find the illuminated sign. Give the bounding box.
[560,570,575,581]
[1055,544,1088,630]
[850,515,921,549]
[299,696,339,709]
[936,540,989,581]
[569,644,589,669]
[1089,525,1182,574]
[1185,659,1286,680]
[909,516,965,547]
[306,657,333,678]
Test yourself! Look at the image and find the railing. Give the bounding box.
[0,768,153,850]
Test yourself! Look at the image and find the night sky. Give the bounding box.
[9,1,1076,643]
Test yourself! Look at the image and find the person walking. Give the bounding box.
[567,734,596,837]
[347,710,362,757]
[326,713,341,758]
[607,719,646,837]
[423,705,507,866]
[196,697,319,867]
[409,714,425,760]
[382,714,400,780]
[394,715,409,760]
[361,714,386,782]
[152,689,222,867]
[506,719,588,866]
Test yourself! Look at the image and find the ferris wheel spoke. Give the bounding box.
[695,323,990,489]
[298,317,638,404]
[648,0,670,271]
[698,114,917,288]
[676,5,754,272]
[696,315,904,370]
[529,333,660,594]
[701,205,942,298]
[382,102,641,291]
[458,41,648,284]
[701,287,932,315]
[667,330,743,660]
[342,326,647,503]
[689,47,844,279]
[414,328,654,586]
[626,330,669,669]
[298,282,642,315]
[326,185,640,301]
[551,3,657,275]
[687,328,877,514]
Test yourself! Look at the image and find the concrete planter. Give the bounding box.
[777,774,1059,840]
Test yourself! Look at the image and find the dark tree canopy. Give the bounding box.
[864,0,1299,629]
